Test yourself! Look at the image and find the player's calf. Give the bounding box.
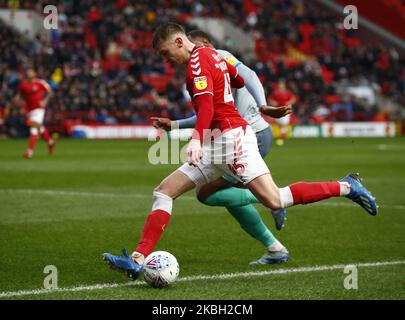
[247,173,282,211]
[24,126,40,159]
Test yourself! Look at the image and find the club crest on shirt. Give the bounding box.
[194,76,207,90]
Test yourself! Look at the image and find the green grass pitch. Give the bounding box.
[0,137,404,299]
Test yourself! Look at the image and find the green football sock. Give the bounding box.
[203,187,260,207]
[202,187,276,247]
[226,205,277,247]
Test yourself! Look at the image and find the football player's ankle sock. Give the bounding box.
[227,205,277,247]
[279,181,341,208]
[135,192,172,257]
[267,240,285,252]
[203,187,260,207]
[339,181,351,196]
[41,127,52,144]
[28,134,39,152]
[131,251,145,265]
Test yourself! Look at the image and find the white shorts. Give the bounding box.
[178,125,270,190]
[276,114,291,126]
[28,108,45,125]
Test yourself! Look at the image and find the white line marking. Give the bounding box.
[1,189,404,210]
[312,201,404,210]
[377,144,405,151]
[1,260,404,298]
[0,189,195,201]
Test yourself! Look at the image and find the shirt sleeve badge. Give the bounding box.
[226,57,238,65]
[194,76,208,90]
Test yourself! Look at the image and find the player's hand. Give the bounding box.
[186,139,202,166]
[259,105,292,118]
[150,117,174,131]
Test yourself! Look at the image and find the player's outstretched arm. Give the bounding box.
[218,50,266,108]
[40,80,53,108]
[151,115,197,131]
[177,115,197,129]
[259,105,292,118]
[236,62,268,108]
[151,117,174,131]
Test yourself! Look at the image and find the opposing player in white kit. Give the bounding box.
[103,23,377,280]
[152,30,292,264]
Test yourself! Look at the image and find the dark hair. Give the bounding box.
[187,30,212,43]
[152,22,185,49]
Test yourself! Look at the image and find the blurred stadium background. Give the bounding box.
[1,0,405,300]
[0,0,404,140]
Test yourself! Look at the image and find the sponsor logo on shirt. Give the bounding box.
[226,57,238,65]
[194,76,208,90]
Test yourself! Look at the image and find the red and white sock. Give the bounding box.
[134,192,173,261]
[27,134,39,153]
[279,181,351,208]
[41,126,53,144]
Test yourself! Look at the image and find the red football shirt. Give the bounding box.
[186,46,247,140]
[18,79,50,112]
[269,89,296,107]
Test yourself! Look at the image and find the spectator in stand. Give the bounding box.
[4,106,27,137]
[0,0,403,139]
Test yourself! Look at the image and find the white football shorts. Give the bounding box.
[28,108,45,125]
[276,114,291,126]
[178,125,270,190]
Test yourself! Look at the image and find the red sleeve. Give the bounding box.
[39,80,51,92]
[192,94,214,142]
[190,74,213,98]
[225,60,244,88]
[189,53,213,99]
[230,73,244,88]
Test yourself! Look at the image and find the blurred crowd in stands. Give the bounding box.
[0,0,404,137]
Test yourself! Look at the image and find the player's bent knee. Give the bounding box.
[153,184,169,197]
[30,126,39,136]
[196,188,210,204]
[153,180,178,199]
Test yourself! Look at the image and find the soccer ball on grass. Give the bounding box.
[143,251,179,288]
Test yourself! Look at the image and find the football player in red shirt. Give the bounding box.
[269,79,297,146]
[15,68,55,159]
[102,23,377,280]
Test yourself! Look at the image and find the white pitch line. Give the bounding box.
[1,189,404,210]
[312,201,405,210]
[377,144,405,151]
[0,189,195,201]
[1,260,404,298]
